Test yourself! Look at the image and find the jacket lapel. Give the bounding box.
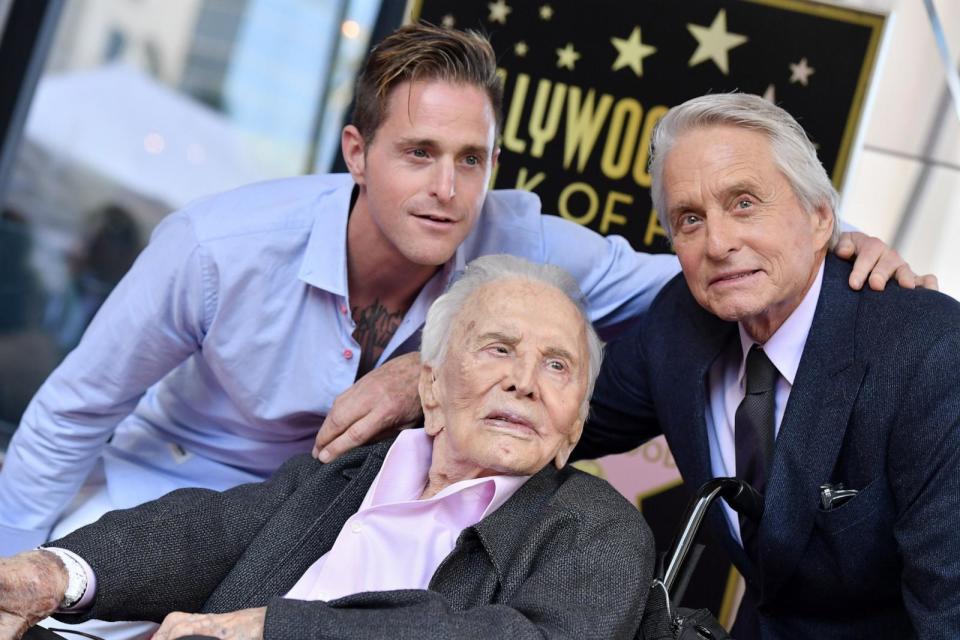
[665,301,734,494]
[657,293,760,583]
[465,465,562,575]
[203,441,392,612]
[758,256,866,602]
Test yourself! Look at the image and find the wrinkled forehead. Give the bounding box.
[455,280,588,352]
[663,126,781,200]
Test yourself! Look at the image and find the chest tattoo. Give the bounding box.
[352,299,404,378]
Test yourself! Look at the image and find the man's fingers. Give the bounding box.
[313,414,345,458]
[154,611,197,640]
[916,273,939,290]
[313,392,368,455]
[0,613,30,640]
[316,411,396,463]
[314,352,424,460]
[833,235,856,258]
[891,264,917,289]
[847,263,871,291]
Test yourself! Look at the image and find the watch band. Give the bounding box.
[41,547,88,609]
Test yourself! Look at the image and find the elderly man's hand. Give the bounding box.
[313,352,423,463]
[0,551,68,640]
[836,231,938,291]
[154,607,266,640]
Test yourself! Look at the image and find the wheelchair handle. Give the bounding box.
[661,477,763,594]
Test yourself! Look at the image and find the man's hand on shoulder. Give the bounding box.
[313,352,423,463]
[0,551,68,640]
[836,231,938,291]
[154,607,266,640]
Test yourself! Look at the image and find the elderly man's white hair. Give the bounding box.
[649,92,841,248]
[420,254,603,420]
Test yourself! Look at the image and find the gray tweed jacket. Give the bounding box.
[51,435,653,639]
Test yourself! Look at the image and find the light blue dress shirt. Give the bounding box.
[0,173,681,554]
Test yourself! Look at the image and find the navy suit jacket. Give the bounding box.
[578,254,960,638]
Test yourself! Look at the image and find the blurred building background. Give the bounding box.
[0,0,957,442]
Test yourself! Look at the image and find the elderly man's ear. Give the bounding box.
[554,419,584,469]
[419,365,443,436]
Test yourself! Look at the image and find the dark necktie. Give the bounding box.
[734,344,778,561]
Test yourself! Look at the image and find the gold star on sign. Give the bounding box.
[488,0,512,24]
[611,26,657,77]
[556,43,580,70]
[539,4,554,20]
[441,14,455,28]
[789,57,815,86]
[514,41,529,57]
[687,9,748,75]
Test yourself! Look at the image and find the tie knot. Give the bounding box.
[745,345,778,394]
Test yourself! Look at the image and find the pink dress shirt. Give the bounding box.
[59,429,529,609]
[284,429,529,601]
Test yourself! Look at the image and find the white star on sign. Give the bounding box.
[789,57,815,86]
[514,41,529,57]
[441,14,455,28]
[539,4,554,20]
[687,9,748,75]
[556,43,581,70]
[488,0,512,24]
[611,26,657,77]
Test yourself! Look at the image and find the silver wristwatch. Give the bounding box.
[41,547,88,609]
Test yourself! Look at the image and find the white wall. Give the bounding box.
[839,0,960,298]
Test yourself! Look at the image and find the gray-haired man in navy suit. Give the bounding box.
[577,93,960,639]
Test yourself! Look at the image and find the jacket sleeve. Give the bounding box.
[890,328,960,637]
[262,494,654,640]
[49,454,318,624]
[574,316,662,460]
[0,212,214,555]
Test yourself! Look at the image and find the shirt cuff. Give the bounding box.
[43,547,97,612]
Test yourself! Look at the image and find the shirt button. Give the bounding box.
[343,349,353,360]
[350,521,363,533]
[340,304,348,315]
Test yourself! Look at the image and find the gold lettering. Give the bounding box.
[600,191,632,234]
[632,105,668,187]
[600,98,643,179]
[502,73,530,154]
[528,79,566,158]
[558,182,599,226]
[563,87,614,172]
[644,208,669,246]
[514,167,546,191]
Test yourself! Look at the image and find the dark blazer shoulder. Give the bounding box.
[474,464,652,569]
[821,254,960,359]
